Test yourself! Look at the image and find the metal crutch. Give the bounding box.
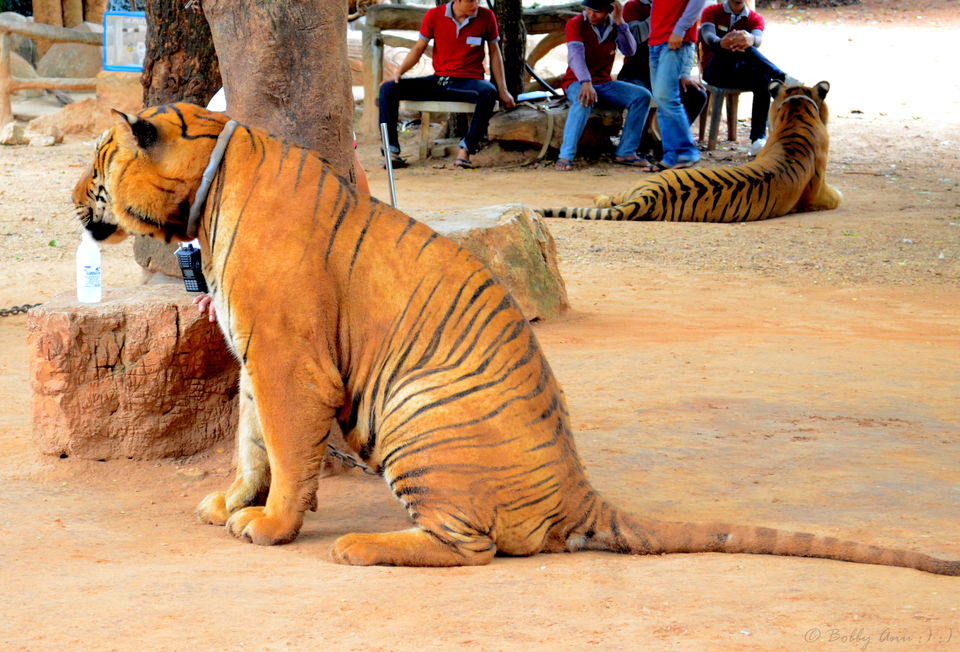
[379,122,398,208]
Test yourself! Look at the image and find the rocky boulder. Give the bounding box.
[36,22,102,79]
[420,204,569,321]
[10,52,43,99]
[487,102,624,155]
[29,285,239,460]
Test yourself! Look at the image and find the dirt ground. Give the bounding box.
[1,1,959,650]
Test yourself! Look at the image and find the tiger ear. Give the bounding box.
[110,109,159,150]
[813,81,830,101]
[768,80,784,99]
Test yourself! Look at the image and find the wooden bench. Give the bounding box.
[400,99,477,161]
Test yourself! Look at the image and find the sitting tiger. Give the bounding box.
[538,81,842,222]
[71,103,956,574]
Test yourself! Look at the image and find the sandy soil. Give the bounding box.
[1,2,958,649]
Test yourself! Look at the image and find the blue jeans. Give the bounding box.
[559,80,652,162]
[378,75,499,155]
[649,42,699,167]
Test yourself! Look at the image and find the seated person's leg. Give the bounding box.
[680,83,707,125]
[737,46,787,84]
[557,82,594,165]
[596,80,652,162]
[701,50,743,89]
[748,80,772,143]
[446,78,499,159]
[379,75,444,157]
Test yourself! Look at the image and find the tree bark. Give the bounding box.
[494,0,525,100]
[142,0,221,107]
[201,0,354,178]
[135,0,222,280]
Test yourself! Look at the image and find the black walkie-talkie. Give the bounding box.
[176,242,208,293]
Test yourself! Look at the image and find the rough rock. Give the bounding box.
[29,285,239,460]
[10,52,43,98]
[419,204,569,321]
[134,237,183,279]
[25,124,62,147]
[36,22,102,79]
[0,12,37,66]
[27,98,113,140]
[27,133,56,147]
[95,70,143,115]
[0,121,25,146]
[488,102,623,154]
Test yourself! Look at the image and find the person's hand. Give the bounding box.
[193,293,217,323]
[680,76,704,92]
[500,90,516,110]
[578,81,598,107]
[667,33,683,50]
[380,70,401,86]
[721,30,752,51]
[611,0,624,24]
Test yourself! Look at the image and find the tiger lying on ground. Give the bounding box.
[538,81,842,222]
[71,103,955,573]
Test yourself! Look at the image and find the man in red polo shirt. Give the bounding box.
[554,0,652,171]
[700,0,789,155]
[378,0,516,169]
[647,0,706,170]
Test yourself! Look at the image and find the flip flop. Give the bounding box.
[454,158,477,169]
[382,155,408,169]
[614,155,647,168]
[555,159,573,172]
[642,160,669,173]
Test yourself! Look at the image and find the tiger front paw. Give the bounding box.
[197,491,230,525]
[331,533,378,566]
[225,506,300,545]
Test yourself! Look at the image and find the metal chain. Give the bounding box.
[327,445,379,476]
[0,303,41,318]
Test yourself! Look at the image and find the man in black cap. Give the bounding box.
[555,0,653,171]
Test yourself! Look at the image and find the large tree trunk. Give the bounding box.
[201,0,354,178]
[494,0,525,100]
[142,0,221,107]
[135,0,222,280]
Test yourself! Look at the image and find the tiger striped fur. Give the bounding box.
[70,103,956,574]
[538,81,842,222]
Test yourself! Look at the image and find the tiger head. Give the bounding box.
[72,103,228,244]
[767,80,830,132]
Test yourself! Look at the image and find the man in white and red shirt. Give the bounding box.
[700,0,789,154]
[554,0,652,171]
[378,0,515,169]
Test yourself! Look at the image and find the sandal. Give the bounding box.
[642,160,668,173]
[555,158,573,172]
[454,157,477,169]
[382,154,408,169]
[614,155,648,168]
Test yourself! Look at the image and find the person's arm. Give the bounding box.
[567,41,598,107]
[626,17,651,45]
[383,36,429,84]
[668,0,707,49]
[487,39,516,109]
[612,2,636,57]
[699,22,721,50]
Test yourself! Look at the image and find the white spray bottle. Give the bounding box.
[76,230,102,303]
